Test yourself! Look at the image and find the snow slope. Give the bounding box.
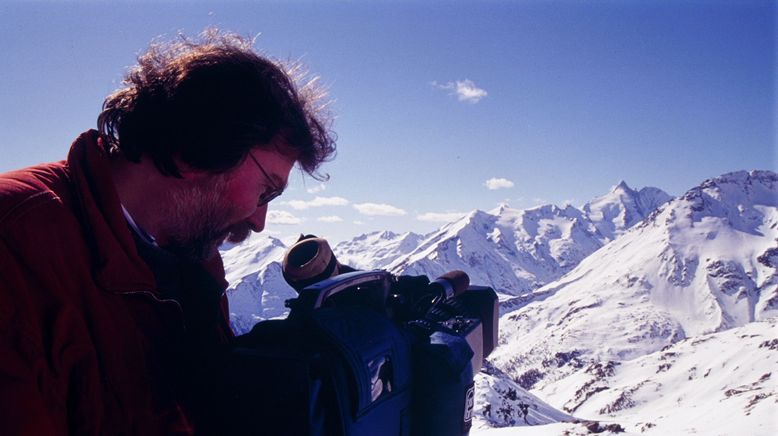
[472,362,576,429]
[487,170,777,434]
[566,320,778,436]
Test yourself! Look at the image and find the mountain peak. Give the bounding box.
[612,180,633,193]
[583,181,672,240]
[697,170,777,194]
[378,230,398,239]
[665,170,778,235]
[489,202,513,216]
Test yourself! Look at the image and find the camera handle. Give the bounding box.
[293,270,393,311]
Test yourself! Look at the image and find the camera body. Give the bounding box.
[215,242,498,436]
[292,269,498,372]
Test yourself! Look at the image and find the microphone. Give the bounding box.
[428,270,470,301]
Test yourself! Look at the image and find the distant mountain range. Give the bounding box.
[334,179,672,298]
[222,178,675,332]
[220,170,778,435]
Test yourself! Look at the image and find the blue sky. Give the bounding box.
[1,0,774,243]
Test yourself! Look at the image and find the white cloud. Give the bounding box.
[306,183,326,194]
[417,212,467,223]
[267,210,303,225]
[317,215,344,223]
[484,177,515,190]
[284,196,349,210]
[353,202,407,216]
[432,79,488,103]
[353,220,365,225]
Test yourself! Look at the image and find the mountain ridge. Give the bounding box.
[384,182,673,296]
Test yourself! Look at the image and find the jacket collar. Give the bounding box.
[66,130,228,294]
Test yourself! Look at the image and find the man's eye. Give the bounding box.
[258,189,283,206]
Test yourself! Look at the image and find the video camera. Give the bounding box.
[214,235,498,436]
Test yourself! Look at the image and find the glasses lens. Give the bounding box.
[250,152,286,206]
[258,189,282,206]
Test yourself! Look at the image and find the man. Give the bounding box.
[0,30,335,435]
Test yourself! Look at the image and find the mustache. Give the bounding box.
[225,221,252,244]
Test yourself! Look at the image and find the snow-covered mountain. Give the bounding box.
[583,181,673,240]
[387,206,603,296]
[220,233,293,334]
[333,230,425,270]
[486,170,777,434]
[387,181,671,297]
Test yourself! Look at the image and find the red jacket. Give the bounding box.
[0,131,234,435]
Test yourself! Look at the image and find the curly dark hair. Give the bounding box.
[98,28,335,179]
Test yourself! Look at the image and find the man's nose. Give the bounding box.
[246,204,268,233]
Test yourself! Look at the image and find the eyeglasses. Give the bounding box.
[248,152,286,206]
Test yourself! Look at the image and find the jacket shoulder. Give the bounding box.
[0,162,90,286]
[0,162,72,226]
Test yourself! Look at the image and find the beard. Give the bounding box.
[160,175,251,261]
